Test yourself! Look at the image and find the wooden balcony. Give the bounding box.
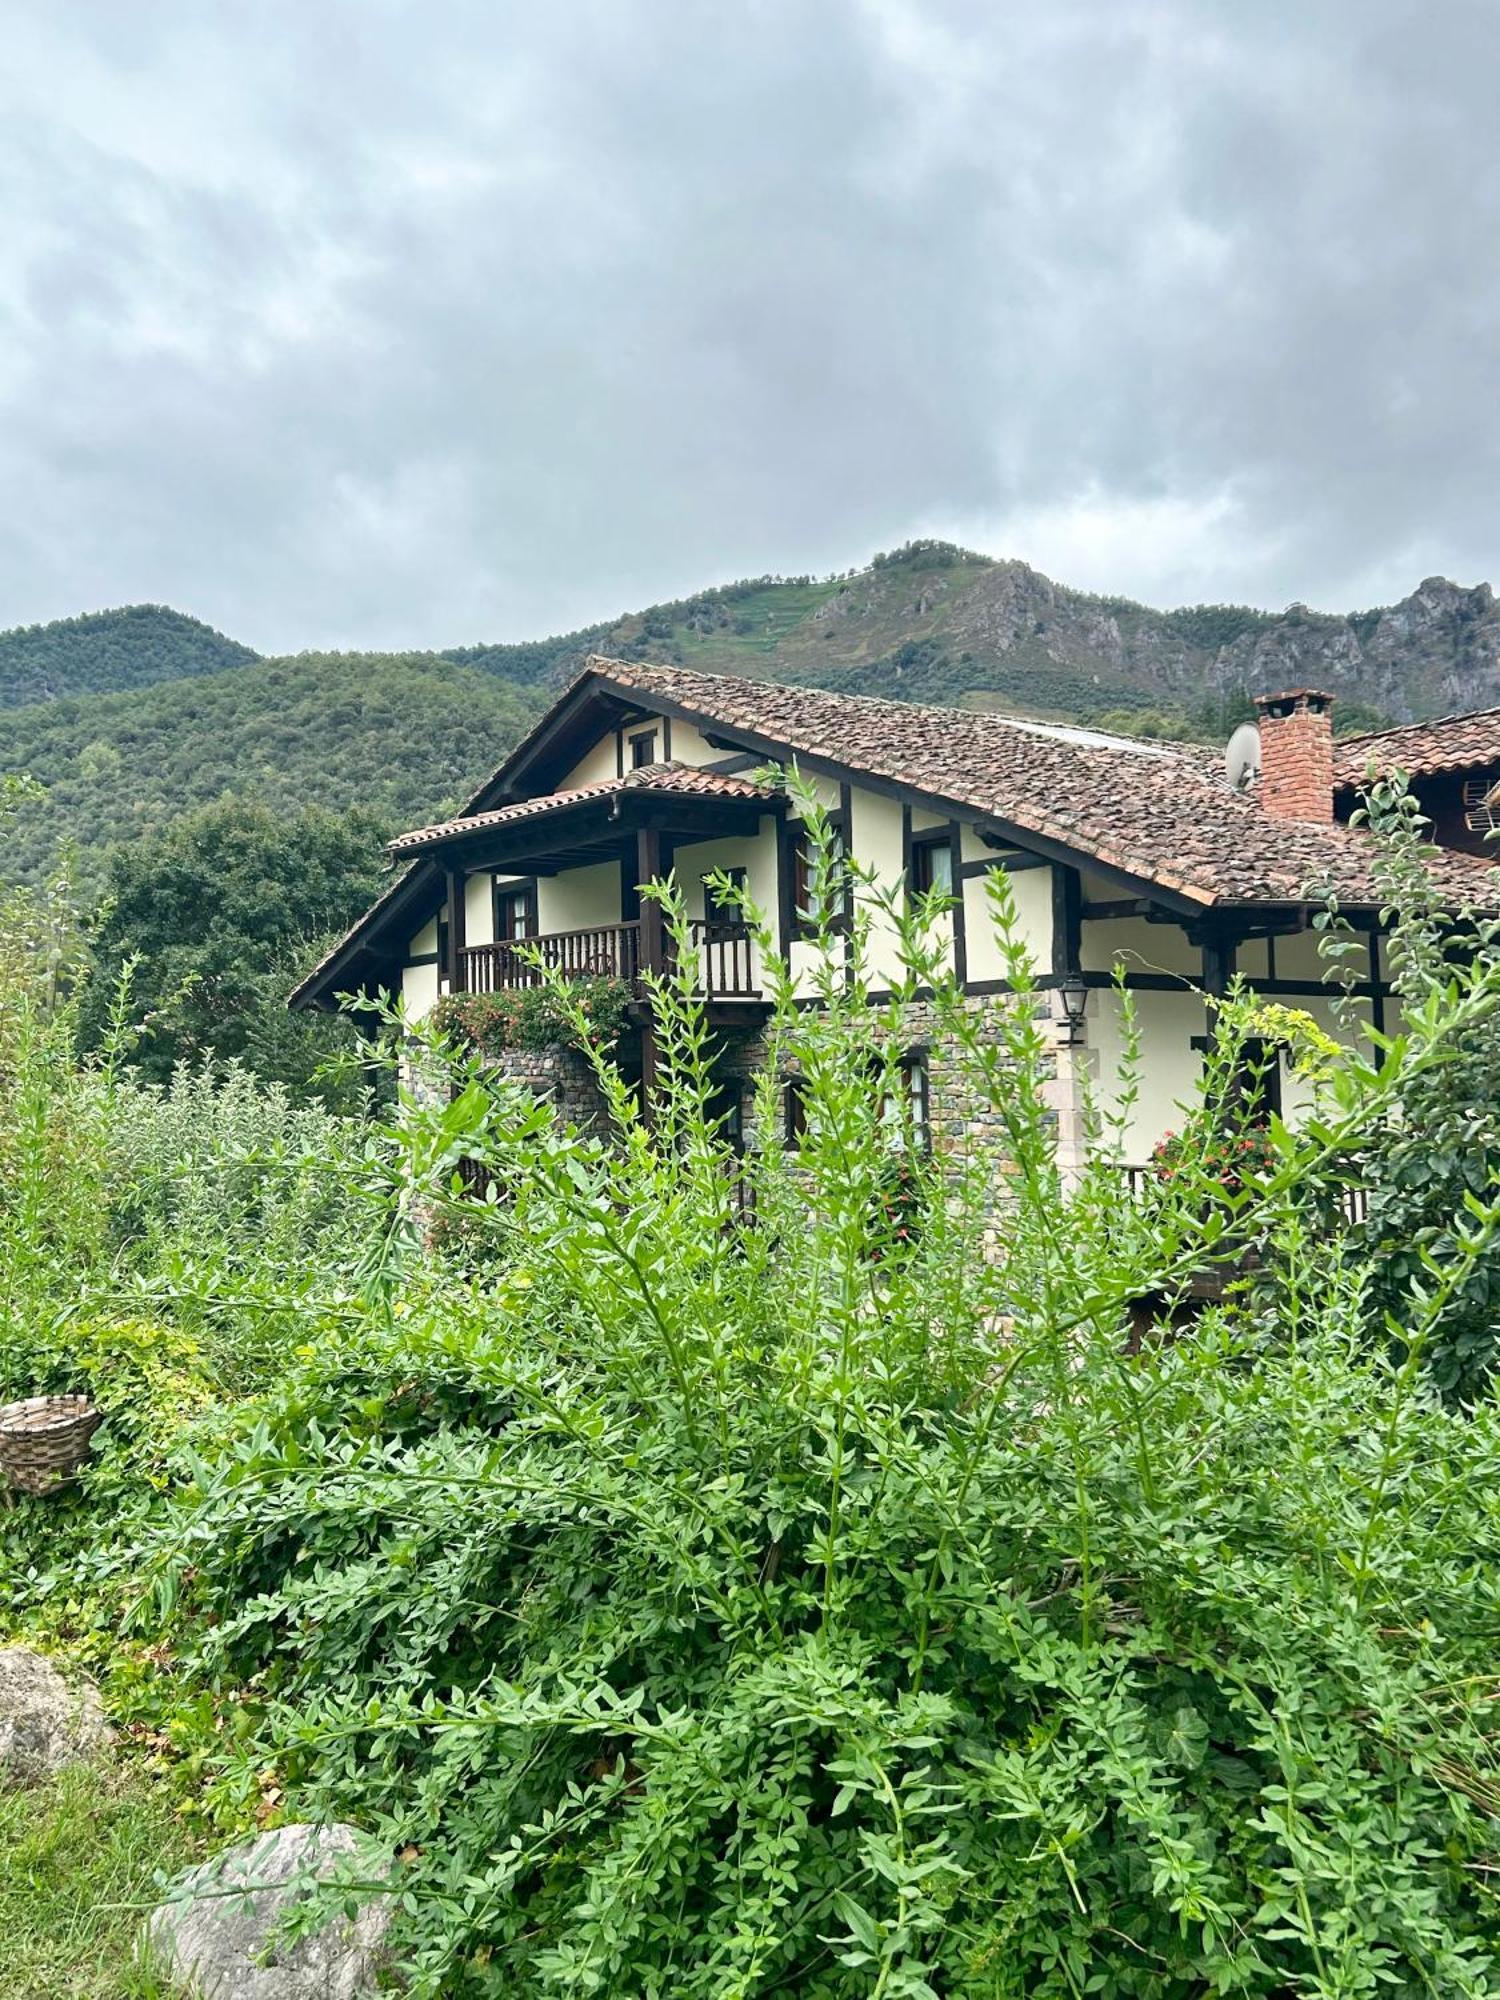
[457,919,759,1003]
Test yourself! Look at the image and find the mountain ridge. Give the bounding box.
[6,545,1500,884]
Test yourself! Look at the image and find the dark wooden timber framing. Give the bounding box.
[294,670,1429,1015]
[444,867,467,991]
[636,824,663,1105]
[1051,865,1083,981]
[839,783,855,984]
[948,820,967,986]
[776,815,795,954]
[1197,930,1238,1002]
[1368,932,1386,1034]
[958,850,1047,878]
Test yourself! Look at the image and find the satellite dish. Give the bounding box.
[1225,720,1262,792]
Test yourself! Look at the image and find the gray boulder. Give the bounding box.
[0,1644,112,1785]
[144,1822,394,1999]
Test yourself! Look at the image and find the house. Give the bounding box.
[1334,706,1500,856]
[292,660,1497,1168]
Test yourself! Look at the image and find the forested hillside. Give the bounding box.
[0,603,257,707]
[0,653,541,885]
[7,543,1500,884]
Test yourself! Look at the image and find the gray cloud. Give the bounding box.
[2,0,1498,652]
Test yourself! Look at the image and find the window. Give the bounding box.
[783,1075,807,1147]
[437,915,450,971]
[629,728,659,770]
[1463,772,1500,836]
[706,1078,746,1154]
[909,833,954,900]
[876,1050,931,1154]
[703,866,747,924]
[493,880,537,942]
[791,817,847,934]
[1190,1033,1283,1125]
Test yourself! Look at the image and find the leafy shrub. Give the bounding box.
[149,838,1500,1997]
[1322,778,1500,1404]
[1152,1120,1278,1191]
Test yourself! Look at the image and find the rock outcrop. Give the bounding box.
[144,1822,393,1999]
[0,1645,113,1785]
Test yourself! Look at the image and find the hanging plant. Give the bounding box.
[433,976,634,1058]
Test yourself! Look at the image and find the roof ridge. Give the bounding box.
[1337,700,1500,748]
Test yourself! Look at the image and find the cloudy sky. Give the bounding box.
[2,0,1497,653]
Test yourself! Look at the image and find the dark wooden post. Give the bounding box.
[1050,864,1083,982]
[1199,931,1236,1000]
[445,866,467,994]
[636,824,662,1112]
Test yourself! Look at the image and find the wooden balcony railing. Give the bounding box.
[460,922,641,994]
[1109,1161,1369,1229]
[458,919,759,1002]
[678,920,758,998]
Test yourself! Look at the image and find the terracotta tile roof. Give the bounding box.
[585,657,1498,909]
[388,761,765,854]
[1334,707,1500,788]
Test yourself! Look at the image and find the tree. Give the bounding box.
[79,798,390,1103]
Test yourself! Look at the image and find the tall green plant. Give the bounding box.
[149,813,1500,1997]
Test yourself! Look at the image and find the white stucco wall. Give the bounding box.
[538,861,623,934]
[963,860,1054,985]
[557,714,726,790]
[1081,914,1198,980]
[561,736,620,787]
[1088,986,1209,1159]
[401,959,440,1021]
[848,787,913,987]
[465,871,494,947]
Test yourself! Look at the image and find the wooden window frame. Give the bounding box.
[1463,771,1500,835]
[908,830,955,901]
[1191,1031,1283,1124]
[783,1073,807,1147]
[492,877,539,943]
[629,727,660,771]
[789,812,849,939]
[703,865,748,924]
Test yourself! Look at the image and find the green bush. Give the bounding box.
[148,836,1500,1996]
[433,975,634,1058]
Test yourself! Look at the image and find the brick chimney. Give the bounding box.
[1253,687,1334,821]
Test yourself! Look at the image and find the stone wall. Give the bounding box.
[479,1042,615,1136]
[425,993,1069,1213]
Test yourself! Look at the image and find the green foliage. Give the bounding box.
[1321,778,1500,1403]
[144,826,1500,1997]
[869,539,990,572]
[433,977,634,1057]
[77,797,390,1101]
[1160,603,1276,651]
[0,651,543,887]
[0,604,256,709]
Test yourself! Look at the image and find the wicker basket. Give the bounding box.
[0,1396,102,1496]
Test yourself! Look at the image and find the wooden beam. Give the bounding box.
[949,819,968,988]
[445,866,467,992]
[637,824,663,1117]
[1051,865,1083,979]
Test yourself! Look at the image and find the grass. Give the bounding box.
[0,1761,201,1999]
